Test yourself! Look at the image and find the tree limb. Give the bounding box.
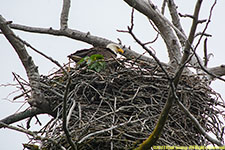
[176,99,224,146]
[167,0,186,47]
[0,107,44,129]
[134,0,203,149]
[62,78,77,150]
[60,0,71,29]
[0,15,53,115]
[123,0,182,65]
[9,23,165,66]
[0,122,66,150]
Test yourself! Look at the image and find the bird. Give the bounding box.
[68,43,124,63]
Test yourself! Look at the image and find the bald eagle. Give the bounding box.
[68,43,124,63]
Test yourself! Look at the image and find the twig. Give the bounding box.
[78,117,140,144]
[62,77,77,150]
[12,72,30,98]
[0,122,66,150]
[176,99,224,146]
[203,38,208,67]
[135,1,203,149]
[67,99,76,126]
[193,0,217,52]
[16,37,69,77]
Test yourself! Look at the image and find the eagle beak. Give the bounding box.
[117,48,124,54]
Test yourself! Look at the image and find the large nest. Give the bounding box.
[37,58,224,149]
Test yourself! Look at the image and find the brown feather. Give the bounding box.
[68,47,116,62]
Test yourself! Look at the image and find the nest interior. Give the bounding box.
[38,58,224,149]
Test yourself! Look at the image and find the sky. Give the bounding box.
[0,0,225,149]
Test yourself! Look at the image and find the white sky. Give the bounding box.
[0,0,225,149]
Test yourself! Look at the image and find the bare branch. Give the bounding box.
[193,0,217,52]
[9,23,166,66]
[0,122,66,150]
[118,10,171,80]
[176,99,224,146]
[123,0,182,65]
[167,0,186,47]
[18,38,69,77]
[60,0,71,29]
[135,1,203,149]
[0,107,44,129]
[203,38,208,67]
[0,15,52,115]
[62,78,77,150]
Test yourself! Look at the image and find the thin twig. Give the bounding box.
[16,37,69,77]
[62,77,77,150]
[176,99,224,146]
[0,122,66,150]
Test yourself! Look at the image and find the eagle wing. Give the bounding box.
[68,47,116,62]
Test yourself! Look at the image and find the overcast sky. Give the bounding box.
[1,0,225,149]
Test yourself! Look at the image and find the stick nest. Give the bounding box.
[37,58,224,149]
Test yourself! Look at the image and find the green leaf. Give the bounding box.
[77,54,106,72]
[78,56,90,65]
[90,54,104,61]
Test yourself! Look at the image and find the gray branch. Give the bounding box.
[123,0,182,65]
[167,0,186,47]
[9,23,164,66]
[0,107,44,129]
[0,15,52,115]
[60,0,71,29]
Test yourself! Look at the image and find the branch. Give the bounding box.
[123,0,182,65]
[9,23,165,66]
[167,0,186,47]
[176,99,224,146]
[0,107,44,129]
[135,0,203,149]
[62,78,77,150]
[0,15,52,115]
[0,122,66,150]
[60,0,71,29]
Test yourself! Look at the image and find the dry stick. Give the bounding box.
[12,72,30,98]
[78,117,140,144]
[118,8,171,80]
[176,99,224,146]
[60,0,71,29]
[134,0,203,149]
[17,37,69,77]
[62,77,77,150]
[167,0,186,47]
[0,122,66,150]
[67,99,76,126]
[203,38,208,67]
[0,107,44,129]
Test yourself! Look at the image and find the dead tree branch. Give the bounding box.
[9,23,162,66]
[0,122,66,150]
[62,78,77,150]
[176,99,224,146]
[134,0,203,149]
[123,0,182,65]
[167,0,186,47]
[0,15,55,116]
[0,107,43,129]
[60,0,71,29]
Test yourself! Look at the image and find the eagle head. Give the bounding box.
[106,43,124,54]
